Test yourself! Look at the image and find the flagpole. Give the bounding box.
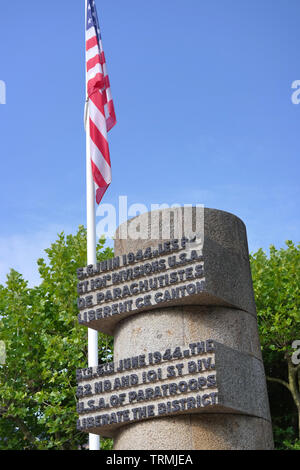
[85,0,100,451]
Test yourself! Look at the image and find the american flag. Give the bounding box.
[86,0,116,204]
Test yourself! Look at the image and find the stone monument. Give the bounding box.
[76,207,274,450]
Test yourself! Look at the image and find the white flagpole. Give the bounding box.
[85,0,100,451]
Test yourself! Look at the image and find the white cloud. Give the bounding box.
[0,224,72,287]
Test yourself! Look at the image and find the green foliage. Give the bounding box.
[250,241,300,448]
[281,439,300,450]
[101,438,113,450]
[250,241,300,354]
[273,422,299,450]
[1,231,299,450]
[0,226,113,450]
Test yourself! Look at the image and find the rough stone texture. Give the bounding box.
[114,307,263,362]
[114,415,274,450]
[78,207,258,335]
[115,207,256,317]
[111,208,274,450]
[214,342,271,421]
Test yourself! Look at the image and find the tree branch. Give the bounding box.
[266,376,291,393]
[288,358,300,405]
[5,414,37,446]
[0,403,37,446]
[0,406,8,416]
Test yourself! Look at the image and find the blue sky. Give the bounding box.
[0,0,299,286]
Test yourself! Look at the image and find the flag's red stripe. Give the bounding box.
[87,75,104,97]
[101,91,108,105]
[89,90,105,114]
[91,160,108,190]
[96,186,109,205]
[100,51,106,65]
[89,118,111,166]
[87,54,101,72]
[106,102,117,131]
[86,36,98,51]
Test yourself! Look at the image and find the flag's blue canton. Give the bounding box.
[86,0,102,41]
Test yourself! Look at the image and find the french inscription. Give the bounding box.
[77,237,206,331]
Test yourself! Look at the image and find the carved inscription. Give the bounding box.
[77,237,205,331]
[76,339,218,435]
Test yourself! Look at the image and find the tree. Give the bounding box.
[0,226,113,450]
[250,241,300,448]
[1,230,299,450]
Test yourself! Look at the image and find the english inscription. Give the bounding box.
[76,339,218,436]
